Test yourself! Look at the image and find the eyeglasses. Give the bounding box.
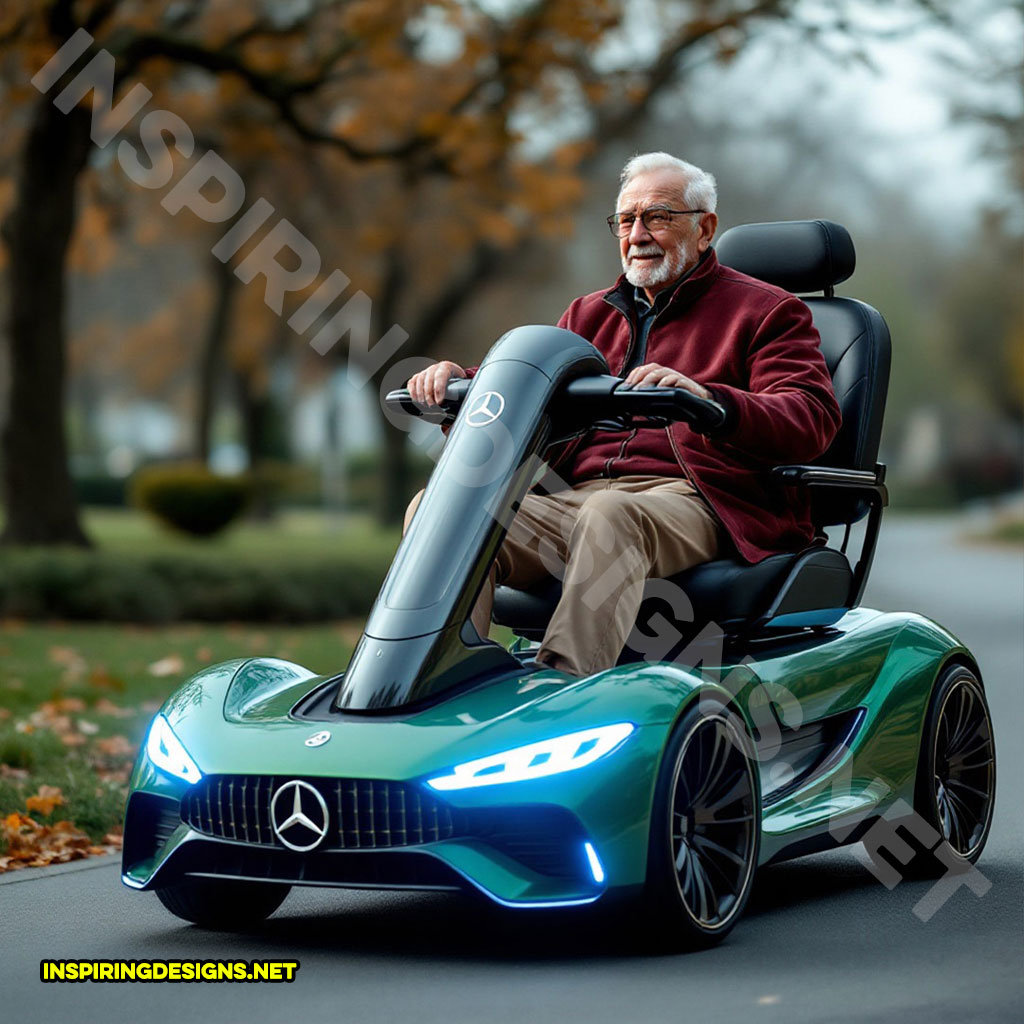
[606,206,706,237]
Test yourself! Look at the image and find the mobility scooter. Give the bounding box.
[122,220,995,948]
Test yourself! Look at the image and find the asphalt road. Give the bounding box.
[2,515,1021,1023]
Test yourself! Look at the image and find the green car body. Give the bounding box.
[122,606,974,908]
[122,322,995,942]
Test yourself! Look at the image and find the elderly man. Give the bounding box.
[407,152,841,676]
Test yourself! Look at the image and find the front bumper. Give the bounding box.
[121,733,663,907]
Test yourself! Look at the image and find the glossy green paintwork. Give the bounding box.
[724,610,973,861]
[124,606,973,906]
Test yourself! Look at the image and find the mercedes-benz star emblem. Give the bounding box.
[465,390,505,427]
[304,730,331,748]
[270,780,330,852]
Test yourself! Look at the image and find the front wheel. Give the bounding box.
[906,663,996,878]
[156,877,291,929]
[642,697,761,950]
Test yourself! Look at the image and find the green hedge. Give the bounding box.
[131,463,251,537]
[0,547,394,623]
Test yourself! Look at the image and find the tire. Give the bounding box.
[905,662,996,879]
[155,877,291,928]
[642,697,761,950]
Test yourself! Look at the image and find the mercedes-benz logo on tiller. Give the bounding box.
[270,780,329,852]
[465,390,505,427]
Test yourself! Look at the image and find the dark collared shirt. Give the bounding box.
[624,256,703,373]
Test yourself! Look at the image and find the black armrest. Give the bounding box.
[773,463,888,606]
[773,463,887,503]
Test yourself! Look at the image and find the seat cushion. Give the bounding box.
[666,553,805,627]
[492,547,853,637]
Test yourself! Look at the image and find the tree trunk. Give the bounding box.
[234,366,277,520]
[195,253,237,464]
[236,370,270,471]
[0,97,92,546]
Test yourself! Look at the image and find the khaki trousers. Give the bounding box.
[475,476,721,676]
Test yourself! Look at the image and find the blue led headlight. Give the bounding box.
[426,722,634,791]
[145,714,203,784]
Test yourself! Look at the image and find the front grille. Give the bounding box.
[182,775,459,850]
[179,777,591,882]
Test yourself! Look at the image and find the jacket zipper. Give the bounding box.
[651,295,723,525]
[667,428,723,526]
[604,427,637,477]
[601,294,636,375]
[601,294,669,480]
[599,293,637,479]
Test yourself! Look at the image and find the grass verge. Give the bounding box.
[0,510,401,623]
[0,620,359,871]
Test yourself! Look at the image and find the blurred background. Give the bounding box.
[0,0,1019,605]
[2,0,1021,552]
[0,0,1020,938]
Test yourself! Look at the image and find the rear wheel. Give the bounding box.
[907,663,995,878]
[643,698,760,950]
[156,877,291,928]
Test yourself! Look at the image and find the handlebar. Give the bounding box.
[385,377,472,419]
[561,375,728,432]
[385,373,727,434]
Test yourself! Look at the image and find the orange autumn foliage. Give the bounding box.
[24,785,65,818]
[0,813,121,874]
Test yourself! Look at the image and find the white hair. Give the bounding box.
[617,152,718,214]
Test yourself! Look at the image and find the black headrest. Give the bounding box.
[715,220,855,294]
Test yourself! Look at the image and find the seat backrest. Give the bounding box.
[716,220,891,524]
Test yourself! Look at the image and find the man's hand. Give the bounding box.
[622,363,711,400]
[408,360,467,406]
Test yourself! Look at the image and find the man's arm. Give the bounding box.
[704,296,841,464]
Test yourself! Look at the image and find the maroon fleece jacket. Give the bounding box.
[545,249,842,563]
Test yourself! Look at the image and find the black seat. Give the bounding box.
[493,220,891,647]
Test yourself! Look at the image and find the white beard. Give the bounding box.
[623,240,696,290]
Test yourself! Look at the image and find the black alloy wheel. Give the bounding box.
[644,698,760,949]
[913,664,996,875]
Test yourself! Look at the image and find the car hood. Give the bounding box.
[158,656,712,781]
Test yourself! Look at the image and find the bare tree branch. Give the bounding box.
[591,0,789,142]
[113,32,436,163]
[84,0,121,34]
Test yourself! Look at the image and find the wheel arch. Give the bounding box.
[911,651,985,771]
[905,649,988,813]
[936,650,984,690]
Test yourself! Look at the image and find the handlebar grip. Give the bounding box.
[385,378,472,418]
[609,384,728,433]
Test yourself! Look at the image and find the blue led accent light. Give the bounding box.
[456,870,602,909]
[583,842,605,884]
[145,715,203,784]
[426,722,635,791]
